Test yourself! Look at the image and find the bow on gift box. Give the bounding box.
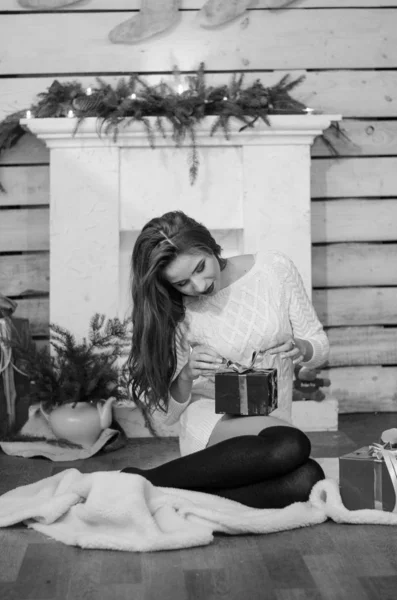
[369,430,397,512]
[223,350,264,374]
[0,294,27,430]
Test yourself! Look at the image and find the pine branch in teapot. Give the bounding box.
[6,313,132,410]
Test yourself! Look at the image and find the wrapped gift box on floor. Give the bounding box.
[339,446,397,512]
[215,368,278,416]
[0,316,32,438]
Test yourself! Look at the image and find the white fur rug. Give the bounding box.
[0,469,396,552]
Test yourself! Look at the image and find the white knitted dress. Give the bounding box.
[154,250,330,456]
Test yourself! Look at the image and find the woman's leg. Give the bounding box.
[207,414,296,447]
[202,419,325,508]
[122,426,324,507]
[209,458,325,509]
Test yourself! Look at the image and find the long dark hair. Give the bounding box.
[128,211,226,424]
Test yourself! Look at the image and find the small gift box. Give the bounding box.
[215,352,278,416]
[339,437,397,512]
[0,313,32,438]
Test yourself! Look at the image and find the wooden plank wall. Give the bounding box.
[0,0,397,413]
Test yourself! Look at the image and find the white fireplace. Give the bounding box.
[22,114,341,433]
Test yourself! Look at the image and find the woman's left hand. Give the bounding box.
[267,337,308,364]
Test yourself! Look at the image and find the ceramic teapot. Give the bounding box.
[40,397,116,446]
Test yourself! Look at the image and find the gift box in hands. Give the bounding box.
[215,351,278,416]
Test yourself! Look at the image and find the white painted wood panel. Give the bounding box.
[312,243,397,287]
[3,72,397,122]
[0,134,48,165]
[322,366,397,413]
[0,10,396,74]
[311,199,397,243]
[0,166,49,206]
[0,253,49,296]
[5,1,397,10]
[311,157,397,198]
[313,288,397,326]
[328,326,397,366]
[0,208,49,252]
[312,120,397,157]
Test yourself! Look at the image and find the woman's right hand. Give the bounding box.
[179,345,224,381]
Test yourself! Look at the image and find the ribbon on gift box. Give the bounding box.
[221,351,275,415]
[223,350,263,374]
[369,442,397,512]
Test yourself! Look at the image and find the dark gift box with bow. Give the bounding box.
[339,435,397,512]
[215,353,278,416]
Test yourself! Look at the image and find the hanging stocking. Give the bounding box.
[18,0,83,8]
[197,0,252,29]
[109,0,180,45]
[197,0,298,28]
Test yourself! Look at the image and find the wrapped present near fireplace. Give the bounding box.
[0,296,32,438]
[339,429,397,512]
[215,352,278,416]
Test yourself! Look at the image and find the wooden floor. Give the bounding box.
[1,413,397,600]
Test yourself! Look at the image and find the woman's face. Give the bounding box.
[163,251,221,297]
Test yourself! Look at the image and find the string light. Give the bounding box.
[130,93,137,100]
[67,109,75,118]
[223,96,228,101]
[26,110,32,119]
[86,87,92,96]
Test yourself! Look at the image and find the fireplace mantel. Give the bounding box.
[21,114,341,434]
[22,114,339,147]
[21,114,341,338]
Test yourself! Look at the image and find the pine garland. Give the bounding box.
[3,313,131,410]
[0,64,347,188]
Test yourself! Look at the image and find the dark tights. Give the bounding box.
[122,426,324,509]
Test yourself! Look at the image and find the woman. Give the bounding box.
[124,210,329,508]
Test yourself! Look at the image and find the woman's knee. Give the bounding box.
[258,426,312,468]
[276,458,325,506]
[294,458,325,500]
